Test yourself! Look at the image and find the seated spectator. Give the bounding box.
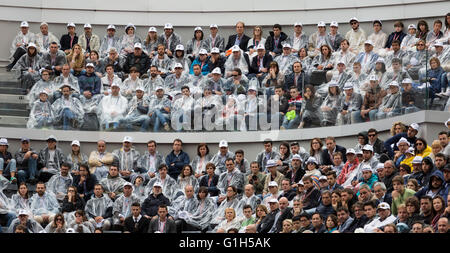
[123,202,150,233]
[121,67,143,101]
[8,209,44,233]
[320,82,342,126]
[148,86,171,132]
[262,61,285,96]
[224,45,250,77]
[27,69,58,107]
[52,84,85,130]
[316,190,336,218]
[364,202,396,232]
[7,21,35,71]
[223,68,249,96]
[66,44,85,77]
[385,21,407,49]
[337,82,362,125]
[119,23,142,57]
[308,21,328,58]
[207,47,226,75]
[186,27,204,62]
[86,50,104,77]
[112,182,141,231]
[142,182,171,219]
[148,204,176,233]
[78,63,102,98]
[98,83,128,130]
[46,162,73,201]
[41,41,67,76]
[79,23,100,58]
[249,44,272,81]
[85,184,113,231]
[14,138,38,185]
[144,65,164,95]
[336,207,354,233]
[170,44,190,74]
[60,23,78,54]
[301,176,321,211]
[12,43,43,91]
[158,23,182,57]
[34,22,59,55]
[425,20,444,48]
[202,24,225,53]
[281,86,302,129]
[310,212,326,233]
[326,21,344,52]
[124,43,150,76]
[367,20,388,54]
[265,24,288,57]
[30,182,60,226]
[375,81,402,120]
[145,164,178,201]
[151,44,171,78]
[72,163,97,202]
[405,40,427,80]
[0,138,17,184]
[54,64,81,99]
[99,25,121,58]
[100,47,124,79]
[385,40,409,70]
[37,135,66,183]
[61,186,85,214]
[99,165,127,201]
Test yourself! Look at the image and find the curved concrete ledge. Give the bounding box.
[0,110,447,144]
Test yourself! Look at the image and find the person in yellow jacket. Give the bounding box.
[400,147,415,169]
[414,138,432,159]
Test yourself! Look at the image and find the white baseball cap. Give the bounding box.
[317,21,326,27]
[39,90,49,95]
[361,166,372,173]
[330,21,339,27]
[84,23,92,29]
[388,81,399,87]
[20,21,29,27]
[111,82,120,88]
[266,160,278,168]
[164,23,173,29]
[346,148,356,154]
[294,22,303,27]
[107,24,116,30]
[319,176,327,181]
[0,138,8,146]
[148,26,157,33]
[199,48,208,55]
[47,135,57,142]
[134,43,142,49]
[362,144,374,152]
[268,181,278,187]
[402,78,412,84]
[306,157,318,164]
[67,23,76,28]
[18,209,29,216]
[376,163,384,171]
[123,136,133,143]
[376,58,385,64]
[66,228,76,233]
[153,181,163,188]
[86,63,95,68]
[256,44,265,50]
[434,41,444,47]
[210,24,218,29]
[396,137,410,147]
[364,40,374,46]
[155,86,164,91]
[71,140,80,146]
[337,60,346,66]
[175,44,184,51]
[349,17,359,23]
[282,43,292,48]
[369,75,378,81]
[27,43,37,49]
[445,118,450,127]
[268,198,279,203]
[248,85,258,91]
[377,202,390,210]
[408,24,417,30]
[174,62,183,69]
[124,182,133,188]
[136,86,145,92]
[219,140,228,148]
[231,45,241,52]
[211,47,220,54]
[291,154,302,161]
[40,22,48,27]
[343,82,354,90]
[373,20,383,26]
[328,81,339,88]
[211,67,222,75]
[412,156,423,164]
[409,123,419,131]
[194,26,203,32]
[406,147,415,155]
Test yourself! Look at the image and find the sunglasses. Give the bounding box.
[368,134,376,137]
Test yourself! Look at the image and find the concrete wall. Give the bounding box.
[0,0,448,61]
[1,110,448,164]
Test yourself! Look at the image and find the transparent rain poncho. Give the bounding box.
[112,193,141,224]
[217,169,245,195]
[10,192,32,215]
[51,96,85,128]
[224,50,249,76]
[84,193,113,218]
[112,148,140,175]
[176,175,199,195]
[184,196,217,230]
[29,191,60,216]
[168,194,199,220]
[239,194,261,212]
[210,195,243,225]
[27,99,55,129]
[99,175,127,199]
[97,94,128,126]
[145,176,178,201]
[46,173,74,201]
[27,79,59,106]
[7,217,44,233]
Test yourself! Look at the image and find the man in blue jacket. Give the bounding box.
[165,139,190,180]
[384,123,419,159]
[78,63,101,97]
[189,49,209,76]
[415,170,448,202]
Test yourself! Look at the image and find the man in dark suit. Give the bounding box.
[141,182,171,218]
[124,202,150,233]
[225,21,251,52]
[249,44,273,80]
[148,205,176,233]
[274,197,294,232]
[284,62,310,95]
[257,198,280,233]
[264,24,288,57]
[321,136,347,168]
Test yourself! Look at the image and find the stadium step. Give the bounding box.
[0,87,26,95]
[0,108,29,117]
[0,94,28,104]
[0,81,22,89]
[0,115,28,127]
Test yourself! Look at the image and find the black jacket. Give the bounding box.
[148,217,176,233]
[285,168,305,185]
[278,189,297,201]
[124,216,150,233]
[225,34,251,52]
[370,138,385,155]
[61,195,86,213]
[142,193,171,217]
[249,53,273,74]
[284,71,309,94]
[383,171,399,194]
[302,187,321,210]
[316,203,336,219]
[123,52,151,75]
[257,208,280,233]
[60,33,78,52]
[275,207,294,233]
[343,215,369,233]
[207,56,226,74]
[321,145,347,166]
[199,174,220,197]
[264,31,288,56]
[72,174,98,202]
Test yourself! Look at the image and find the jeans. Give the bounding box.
[282,115,300,129]
[121,114,150,132]
[62,108,75,130]
[150,110,169,132]
[17,158,38,184]
[375,109,401,120]
[0,158,17,177]
[35,115,53,128]
[352,109,377,122]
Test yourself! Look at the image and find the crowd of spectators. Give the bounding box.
[4,14,450,131]
[0,119,449,233]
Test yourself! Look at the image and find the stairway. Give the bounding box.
[0,67,29,128]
